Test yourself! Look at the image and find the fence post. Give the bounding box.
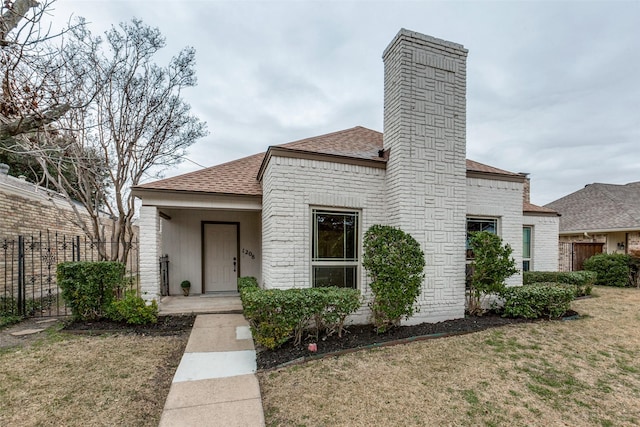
[17,235,25,316]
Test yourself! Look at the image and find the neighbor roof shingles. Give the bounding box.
[545,182,640,232]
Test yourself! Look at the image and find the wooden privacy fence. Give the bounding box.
[0,231,139,318]
[559,242,604,272]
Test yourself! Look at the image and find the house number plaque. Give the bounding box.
[242,248,255,259]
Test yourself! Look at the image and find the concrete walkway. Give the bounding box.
[158,313,265,427]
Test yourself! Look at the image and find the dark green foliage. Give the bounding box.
[583,254,631,287]
[362,225,425,333]
[467,231,518,315]
[180,280,191,288]
[106,290,158,325]
[501,284,575,319]
[237,276,259,292]
[239,279,361,350]
[523,271,595,297]
[57,261,125,321]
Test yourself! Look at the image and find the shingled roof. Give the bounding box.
[545,182,640,232]
[134,126,542,212]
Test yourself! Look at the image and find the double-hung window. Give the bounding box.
[312,210,359,288]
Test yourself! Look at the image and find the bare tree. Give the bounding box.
[35,19,207,262]
[0,0,71,141]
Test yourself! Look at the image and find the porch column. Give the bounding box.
[139,205,161,302]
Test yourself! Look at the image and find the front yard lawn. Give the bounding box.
[259,286,640,426]
[0,319,191,426]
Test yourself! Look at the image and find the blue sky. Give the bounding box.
[49,0,639,205]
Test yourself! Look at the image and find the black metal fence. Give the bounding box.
[0,231,139,318]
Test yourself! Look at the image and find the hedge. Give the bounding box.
[501,283,575,319]
[238,278,361,349]
[583,253,632,287]
[57,261,125,321]
[523,271,595,297]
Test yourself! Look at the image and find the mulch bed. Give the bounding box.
[62,314,196,336]
[60,310,580,370]
[256,310,579,370]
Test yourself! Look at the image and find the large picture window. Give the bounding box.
[312,210,359,288]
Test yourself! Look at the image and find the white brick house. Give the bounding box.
[133,29,559,324]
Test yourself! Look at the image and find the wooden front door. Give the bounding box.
[203,223,238,293]
[572,242,604,271]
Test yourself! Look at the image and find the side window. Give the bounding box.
[466,217,498,260]
[523,226,532,271]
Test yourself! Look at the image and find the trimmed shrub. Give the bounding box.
[501,283,574,319]
[362,225,425,333]
[57,261,125,321]
[106,290,158,325]
[467,231,518,315]
[239,280,361,350]
[237,276,259,293]
[583,253,630,287]
[523,271,595,297]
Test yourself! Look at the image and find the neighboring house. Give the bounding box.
[133,29,559,324]
[545,182,640,271]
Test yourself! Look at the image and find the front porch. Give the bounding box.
[159,294,243,316]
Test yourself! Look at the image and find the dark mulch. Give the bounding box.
[257,310,580,370]
[62,314,196,336]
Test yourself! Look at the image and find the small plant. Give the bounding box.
[362,225,425,333]
[466,231,518,315]
[180,280,191,296]
[501,283,574,319]
[107,290,158,325]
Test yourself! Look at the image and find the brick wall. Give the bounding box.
[261,157,386,284]
[467,176,524,286]
[0,174,115,239]
[524,214,559,271]
[382,30,468,323]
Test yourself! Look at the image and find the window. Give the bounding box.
[312,210,359,288]
[466,217,498,260]
[523,226,532,271]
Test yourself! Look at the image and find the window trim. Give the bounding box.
[523,225,533,272]
[310,208,360,289]
[466,217,499,261]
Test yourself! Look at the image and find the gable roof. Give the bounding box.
[133,126,542,216]
[545,182,640,232]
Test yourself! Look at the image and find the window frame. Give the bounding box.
[311,208,360,289]
[466,217,499,260]
[522,225,533,272]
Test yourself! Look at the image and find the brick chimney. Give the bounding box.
[382,29,468,322]
[520,173,531,204]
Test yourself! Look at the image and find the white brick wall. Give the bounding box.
[524,214,560,271]
[139,205,160,302]
[261,157,386,299]
[382,30,468,323]
[467,177,524,286]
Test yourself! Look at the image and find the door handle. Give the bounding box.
[233,257,236,272]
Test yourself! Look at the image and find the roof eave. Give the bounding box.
[466,170,526,183]
[257,146,387,182]
[132,186,262,199]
